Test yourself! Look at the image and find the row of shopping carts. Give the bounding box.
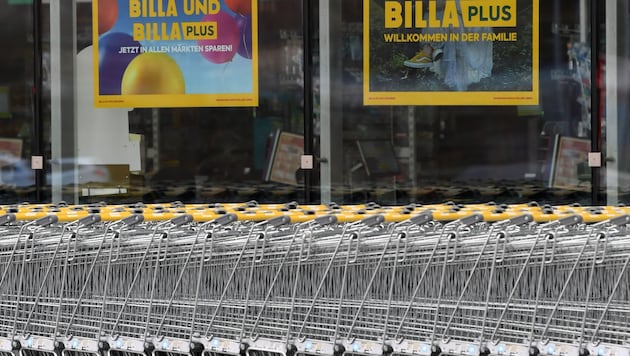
[0,201,629,356]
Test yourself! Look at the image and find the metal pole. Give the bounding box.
[303,0,313,203]
[50,0,78,203]
[32,0,44,202]
[590,0,601,204]
[605,0,618,205]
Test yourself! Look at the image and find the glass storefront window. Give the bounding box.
[0,0,623,207]
[41,0,309,205]
[317,0,598,206]
[0,2,37,203]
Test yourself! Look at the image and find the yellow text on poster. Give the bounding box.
[384,0,517,29]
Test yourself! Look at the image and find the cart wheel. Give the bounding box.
[579,348,590,356]
[286,344,297,356]
[98,341,110,352]
[382,344,393,355]
[333,343,345,356]
[54,341,65,351]
[144,342,155,356]
[430,345,441,356]
[11,341,21,351]
[529,346,540,356]
[54,342,65,356]
[190,342,204,356]
[239,342,249,356]
[479,346,490,356]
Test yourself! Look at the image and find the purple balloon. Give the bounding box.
[98,32,141,95]
[236,15,252,59]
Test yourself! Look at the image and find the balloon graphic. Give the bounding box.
[225,0,252,16]
[98,32,141,95]
[121,53,186,95]
[98,0,119,34]
[236,15,252,59]
[198,11,240,64]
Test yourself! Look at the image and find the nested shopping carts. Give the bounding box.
[0,202,629,356]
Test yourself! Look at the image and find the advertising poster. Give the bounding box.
[364,0,539,106]
[93,0,258,108]
[266,131,304,186]
[0,138,22,167]
[548,136,590,190]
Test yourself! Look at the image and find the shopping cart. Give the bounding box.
[0,202,628,356]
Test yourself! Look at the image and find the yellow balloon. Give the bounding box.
[121,53,185,95]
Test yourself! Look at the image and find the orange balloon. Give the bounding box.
[121,53,186,95]
[98,0,119,35]
[224,0,251,16]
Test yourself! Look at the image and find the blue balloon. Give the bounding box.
[98,32,141,95]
